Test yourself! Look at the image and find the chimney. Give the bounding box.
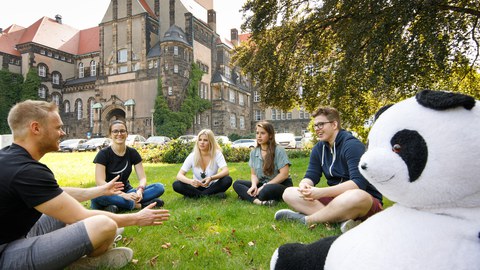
[55,14,62,24]
[208,9,216,33]
[231,28,239,46]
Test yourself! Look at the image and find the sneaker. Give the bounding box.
[261,200,278,207]
[340,219,362,233]
[141,198,164,208]
[274,209,307,225]
[104,205,118,213]
[69,247,133,269]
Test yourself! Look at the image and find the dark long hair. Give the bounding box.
[256,121,276,176]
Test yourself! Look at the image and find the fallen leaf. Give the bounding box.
[248,241,255,246]
[194,250,199,256]
[149,255,159,266]
[222,247,232,256]
[271,224,278,231]
[131,259,138,265]
[161,242,171,249]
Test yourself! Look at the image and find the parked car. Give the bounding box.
[275,133,296,149]
[141,136,171,147]
[77,138,111,152]
[59,139,88,152]
[126,134,146,147]
[231,139,257,149]
[177,135,197,143]
[215,135,231,145]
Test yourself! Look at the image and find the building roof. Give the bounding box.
[0,16,99,57]
[161,25,190,46]
[0,24,26,56]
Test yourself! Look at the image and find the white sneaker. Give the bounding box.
[340,219,362,233]
[69,247,133,269]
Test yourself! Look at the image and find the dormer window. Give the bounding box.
[78,62,84,78]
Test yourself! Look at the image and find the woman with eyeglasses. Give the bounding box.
[90,120,165,212]
[172,129,232,198]
[233,121,292,206]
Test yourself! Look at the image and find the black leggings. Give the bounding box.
[233,178,293,203]
[172,176,233,198]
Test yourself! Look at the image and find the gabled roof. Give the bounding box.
[0,16,99,57]
[138,0,157,19]
[0,24,26,56]
[180,0,208,24]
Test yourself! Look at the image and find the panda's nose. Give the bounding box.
[360,162,367,170]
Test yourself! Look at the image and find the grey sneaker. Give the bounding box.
[261,200,278,207]
[274,209,307,225]
[340,219,362,233]
[69,247,133,269]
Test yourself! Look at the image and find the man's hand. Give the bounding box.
[298,186,321,201]
[134,203,170,226]
[102,175,124,196]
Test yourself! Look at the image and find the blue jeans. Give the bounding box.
[91,183,165,211]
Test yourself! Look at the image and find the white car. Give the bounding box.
[215,135,231,145]
[126,134,146,147]
[275,133,296,149]
[231,139,257,149]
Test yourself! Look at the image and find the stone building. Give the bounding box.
[0,0,311,139]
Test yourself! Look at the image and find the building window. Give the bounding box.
[225,66,231,79]
[64,101,70,113]
[168,86,173,95]
[174,46,178,55]
[230,114,236,128]
[239,116,245,129]
[89,99,95,128]
[281,111,286,120]
[38,85,47,99]
[76,99,83,120]
[52,93,60,106]
[118,66,128,73]
[90,60,96,76]
[78,62,84,78]
[229,89,235,103]
[40,50,46,55]
[254,91,260,102]
[287,112,292,120]
[174,65,178,73]
[52,73,60,85]
[271,109,277,120]
[38,65,46,77]
[255,110,261,121]
[239,94,244,106]
[118,49,127,63]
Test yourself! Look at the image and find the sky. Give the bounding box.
[0,0,248,39]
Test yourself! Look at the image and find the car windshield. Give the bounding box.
[61,139,81,145]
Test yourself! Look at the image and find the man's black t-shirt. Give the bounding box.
[93,146,142,191]
[0,144,63,245]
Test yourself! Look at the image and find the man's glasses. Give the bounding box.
[112,129,127,135]
[200,172,206,178]
[313,121,333,130]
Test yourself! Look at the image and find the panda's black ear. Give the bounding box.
[374,104,393,121]
[416,90,475,110]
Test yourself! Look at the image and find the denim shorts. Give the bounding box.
[0,215,93,270]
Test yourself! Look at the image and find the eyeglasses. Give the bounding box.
[200,172,206,178]
[112,129,127,135]
[313,121,333,130]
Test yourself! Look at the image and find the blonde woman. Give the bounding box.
[173,129,232,198]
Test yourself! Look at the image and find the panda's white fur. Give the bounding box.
[325,93,480,270]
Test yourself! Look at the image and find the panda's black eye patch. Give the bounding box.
[392,144,401,153]
[390,130,428,182]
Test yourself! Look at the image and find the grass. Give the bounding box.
[40,151,369,269]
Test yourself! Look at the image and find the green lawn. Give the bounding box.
[40,151,379,269]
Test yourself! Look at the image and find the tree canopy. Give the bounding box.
[234,0,480,137]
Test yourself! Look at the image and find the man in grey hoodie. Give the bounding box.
[275,107,383,232]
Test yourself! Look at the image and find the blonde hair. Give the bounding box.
[8,100,58,139]
[193,129,221,168]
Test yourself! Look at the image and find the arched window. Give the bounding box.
[76,99,83,120]
[88,98,95,128]
[52,72,61,85]
[78,62,84,78]
[38,64,47,77]
[90,60,96,76]
[51,93,60,106]
[38,85,47,99]
[64,101,70,113]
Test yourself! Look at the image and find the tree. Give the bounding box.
[234,0,480,135]
[153,63,211,138]
[0,69,23,133]
[21,67,41,101]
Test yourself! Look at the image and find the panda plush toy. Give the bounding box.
[270,90,480,270]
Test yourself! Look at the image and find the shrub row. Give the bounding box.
[135,140,312,163]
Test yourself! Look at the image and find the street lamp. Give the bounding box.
[151,109,155,136]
